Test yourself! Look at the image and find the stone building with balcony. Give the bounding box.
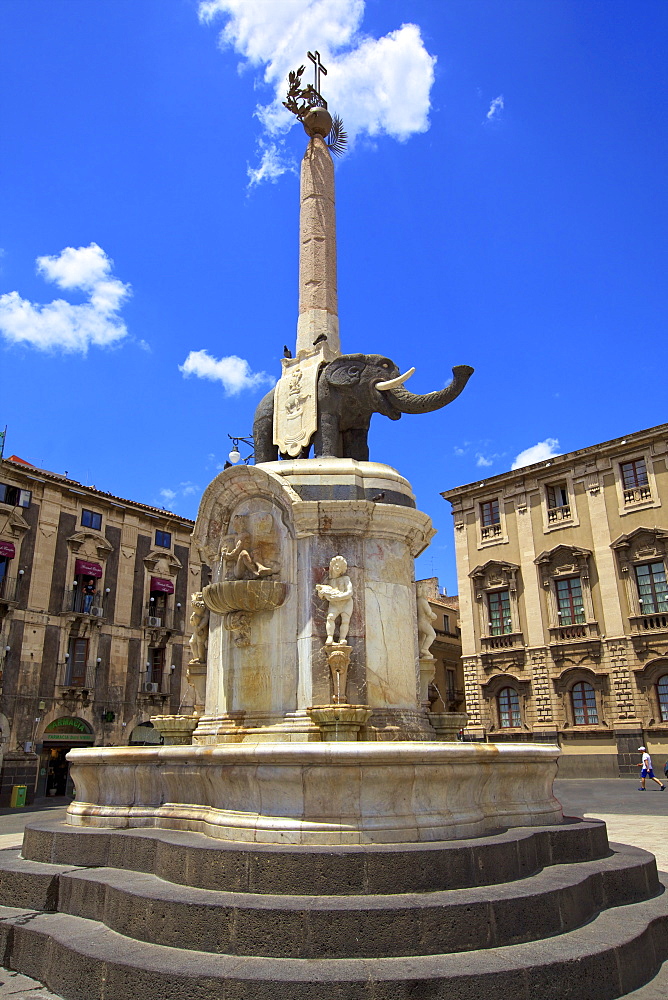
[442,423,668,777]
[0,454,205,804]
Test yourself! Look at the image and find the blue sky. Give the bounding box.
[1,0,666,594]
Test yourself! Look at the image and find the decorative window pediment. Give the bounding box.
[143,549,182,577]
[633,656,668,690]
[534,545,591,587]
[481,672,530,697]
[471,561,523,654]
[66,530,113,562]
[611,527,668,571]
[552,664,607,694]
[470,560,519,597]
[0,508,30,541]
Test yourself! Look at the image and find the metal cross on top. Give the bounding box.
[308,50,327,96]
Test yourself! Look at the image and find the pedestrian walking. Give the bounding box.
[637,746,666,791]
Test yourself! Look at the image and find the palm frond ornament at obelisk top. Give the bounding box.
[283,51,348,156]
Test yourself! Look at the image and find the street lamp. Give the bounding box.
[226,434,254,467]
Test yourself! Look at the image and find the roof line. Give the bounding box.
[441,421,668,499]
[1,457,195,524]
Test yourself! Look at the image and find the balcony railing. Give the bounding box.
[0,576,20,604]
[144,606,176,630]
[547,504,571,523]
[481,523,502,540]
[62,589,105,618]
[549,621,600,643]
[629,612,668,633]
[623,486,651,505]
[481,631,524,651]
[138,672,171,697]
[55,660,97,691]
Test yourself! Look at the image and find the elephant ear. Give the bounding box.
[326,360,363,385]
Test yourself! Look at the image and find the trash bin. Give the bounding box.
[10,785,27,808]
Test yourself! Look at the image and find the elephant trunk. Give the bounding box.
[386,365,474,414]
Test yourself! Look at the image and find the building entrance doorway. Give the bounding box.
[38,716,95,798]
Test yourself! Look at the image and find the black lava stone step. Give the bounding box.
[21,816,609,895]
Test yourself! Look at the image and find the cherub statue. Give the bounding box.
[188,592,209,664]
[315,555,353,645]
[220,515,275,580]
[416,580,437,659]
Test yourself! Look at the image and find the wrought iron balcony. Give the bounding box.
[55,660,97,691]
[547,504,571,523]
[0,576,20,605]
[62,589,105,618]
[138,672,171,697]
[623,486,652,505]
[143,606,175,630]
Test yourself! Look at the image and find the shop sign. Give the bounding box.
[44,716,94,737]
[150,576,174,594]
[75,559,102,578]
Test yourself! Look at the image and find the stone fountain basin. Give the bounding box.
[65,742,562,846]
[202,580,288,615]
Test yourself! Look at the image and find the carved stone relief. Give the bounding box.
[273,350,322,457]
[416,580,437,659]
[188,592,209,664]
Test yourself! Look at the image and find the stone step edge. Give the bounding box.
[1,882,668,1000]
[0,842,656,913]
[21,816,609,894]
[51,845,663,959]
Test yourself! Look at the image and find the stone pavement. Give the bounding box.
[0,970,61,999]
[0,782,666,998]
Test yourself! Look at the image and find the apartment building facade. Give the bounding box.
[0,455,205,804]
[442,423,668,777]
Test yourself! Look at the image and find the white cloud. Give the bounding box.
[159,481,200,511]
[511,438,561,470]
[247,140,296,186]
[179,348,274,395]
[486,95,504,122]
[199,0,436,181]
[0,243,131,353]
[476,454,494,468]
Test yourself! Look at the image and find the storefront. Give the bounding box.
[38,716,95,797]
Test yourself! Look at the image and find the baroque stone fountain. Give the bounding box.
[2,57,666,1000]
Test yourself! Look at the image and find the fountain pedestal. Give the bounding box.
[306,704,372,740]
[191,459,435,743]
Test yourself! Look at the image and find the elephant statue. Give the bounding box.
[253,353,473,463]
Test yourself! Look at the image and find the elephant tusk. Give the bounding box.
[376,367,416,391]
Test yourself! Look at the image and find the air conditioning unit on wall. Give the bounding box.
[143,682,159,694]
[90,606,104,618]
[146,616,162,627]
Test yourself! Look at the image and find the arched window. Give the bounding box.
[657,675,668,723]
[498,687,521,728]
[571,681,598,725]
